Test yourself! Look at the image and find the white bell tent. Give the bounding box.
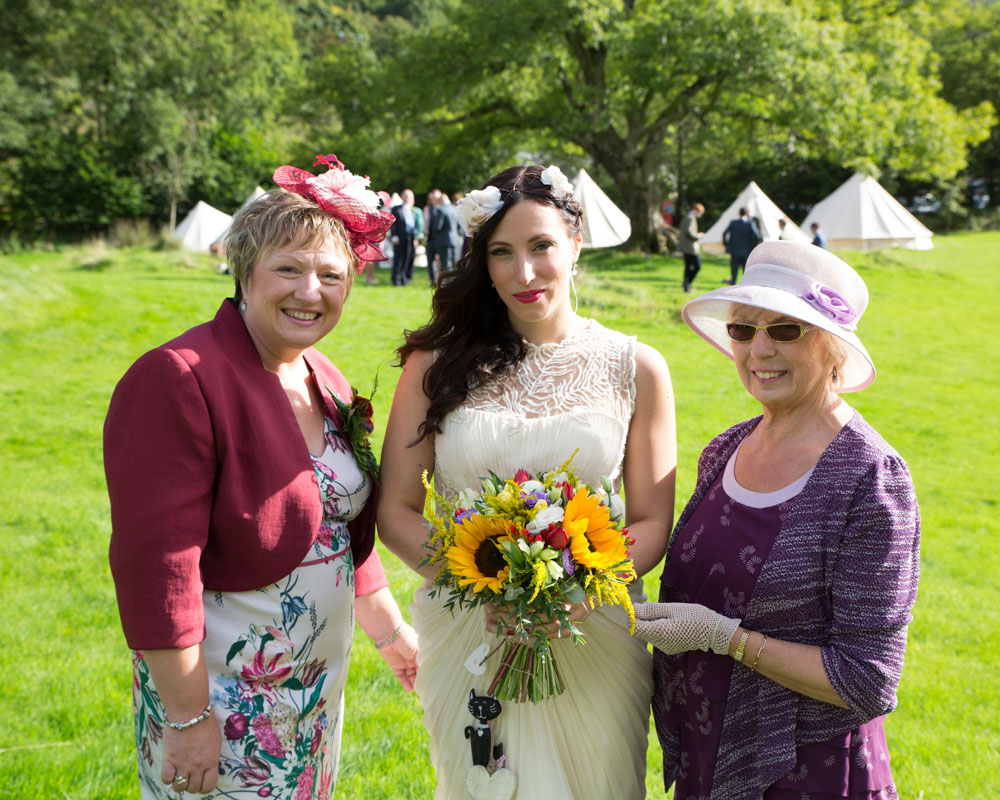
[572,168,631,248]
[173,200,233,253]
[211,187,269,247]
[702,181,810,255]
[801,173,933,251]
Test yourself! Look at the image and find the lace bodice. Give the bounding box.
[434,319,637,495]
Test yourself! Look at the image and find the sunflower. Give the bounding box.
[564,488,628,571]
[445,514,512,593]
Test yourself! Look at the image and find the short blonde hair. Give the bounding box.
[225,189,357,301]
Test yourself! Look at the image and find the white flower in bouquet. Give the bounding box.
[526,504,565,533]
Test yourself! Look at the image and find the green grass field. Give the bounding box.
[1,234,997,798]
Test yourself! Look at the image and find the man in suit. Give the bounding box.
[390,189,416,286]
[679,202,705,292]
[424,189,443,286]
[722,207,761,285]
[433,194,465,282]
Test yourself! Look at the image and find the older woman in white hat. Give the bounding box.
[634,242,920,800]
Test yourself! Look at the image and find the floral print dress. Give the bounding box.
[132,418,371,799]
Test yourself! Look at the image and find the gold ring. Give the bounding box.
[173,776,189,785]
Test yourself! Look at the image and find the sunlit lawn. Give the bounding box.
[1,233,997,798]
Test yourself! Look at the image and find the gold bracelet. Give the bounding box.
[732,630,750,662]
[750,634,768,671]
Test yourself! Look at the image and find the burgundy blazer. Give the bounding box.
[105,299,384,649]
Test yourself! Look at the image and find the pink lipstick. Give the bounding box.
[513,290,544,304]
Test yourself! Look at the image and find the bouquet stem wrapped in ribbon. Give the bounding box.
[421,451,636,703]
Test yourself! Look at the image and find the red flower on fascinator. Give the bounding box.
[272,154,394,270]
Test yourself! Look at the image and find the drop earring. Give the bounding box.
[570,273,579,314]
[240,300,247,312]
[571,263,579,276]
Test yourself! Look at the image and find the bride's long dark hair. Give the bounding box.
[398,165,584,442]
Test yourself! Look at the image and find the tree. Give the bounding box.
[1,0,301,239]
[382,0,992,250]
[929,1,1000,208]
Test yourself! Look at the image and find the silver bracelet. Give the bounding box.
[374,623,404,650]
[163,704,212,731]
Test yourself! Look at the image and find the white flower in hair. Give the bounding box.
[540,165,574,197]
[456,185,504,233]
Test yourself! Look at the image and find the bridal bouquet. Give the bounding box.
[421,452,636,703]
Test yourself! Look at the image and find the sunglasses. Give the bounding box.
[726,322,812,343]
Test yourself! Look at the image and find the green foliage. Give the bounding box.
[0,0,300,237]
[379,0,992,249]
[0,0,995,242]
[2,236,1000,796]
[929,0,1000,207]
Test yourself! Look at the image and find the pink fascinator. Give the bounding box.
[273,154,394,270]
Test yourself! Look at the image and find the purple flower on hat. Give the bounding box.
[803,282,858,330]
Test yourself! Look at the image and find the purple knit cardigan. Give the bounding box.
[652,411,920,800]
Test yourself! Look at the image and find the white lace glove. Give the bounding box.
[632,601,741,655]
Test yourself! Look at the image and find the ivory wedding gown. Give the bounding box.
[412,320,653,799]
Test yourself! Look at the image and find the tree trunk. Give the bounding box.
[169,198,177,233]
[601,148,663,253]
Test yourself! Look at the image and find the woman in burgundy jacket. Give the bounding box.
[105,156,416,798]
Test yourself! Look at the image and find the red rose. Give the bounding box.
[562,482,574,500]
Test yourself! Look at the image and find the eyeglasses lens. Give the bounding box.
[726,323,805,343]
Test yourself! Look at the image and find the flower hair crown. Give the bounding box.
[272,154,394,271]
[456,165,575,235]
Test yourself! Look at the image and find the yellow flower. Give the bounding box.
[527,560,548,603]
[445,514,512,593]
[564,488,628,571]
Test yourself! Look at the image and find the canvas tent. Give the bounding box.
[173,200,232,253]
[573,168,631,248]
[212,187,268,246]
[801,172,933,251]
[702,181,811,255]
[244,186,266,205]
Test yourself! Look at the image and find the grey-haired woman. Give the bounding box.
[635,241,920,799]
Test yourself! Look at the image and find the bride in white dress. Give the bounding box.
[379,165,677,799]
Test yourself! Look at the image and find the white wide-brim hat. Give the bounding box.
[682,241,876,392]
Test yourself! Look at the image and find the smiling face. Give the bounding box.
[729,304,837,415]
[486,200,582,341]
[240,237,352,369]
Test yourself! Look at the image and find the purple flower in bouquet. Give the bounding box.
[561,548,576,576]
[520,489,549,509]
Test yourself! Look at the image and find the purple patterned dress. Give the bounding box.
[660,445,897,800]
[131,418,370,799]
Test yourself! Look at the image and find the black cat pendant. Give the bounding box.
[465,689,503,768]
[464,689,517,800]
